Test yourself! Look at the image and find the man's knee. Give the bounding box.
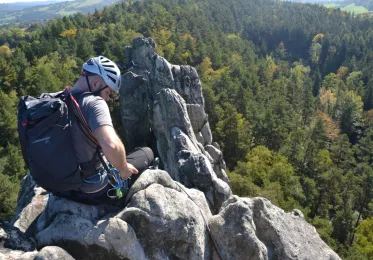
[141,147,154,162]
[128,147,155,170]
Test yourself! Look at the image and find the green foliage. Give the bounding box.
[215,102,251,168]
[230,146,304,211]
[311,217,337,249]
[2,143,27,180]
[352,218,373,259]
[228,169,260,197]
[24,52,78,96]
[0,173,19,221]
[0,90,18,147]
[355,128,373,164]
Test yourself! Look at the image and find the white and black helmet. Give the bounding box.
[82,56,121,93]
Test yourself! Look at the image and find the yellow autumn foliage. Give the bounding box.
[313,33,325,42]
[317,110,339,141]
[0,45,12,58]
[60,28,77,38]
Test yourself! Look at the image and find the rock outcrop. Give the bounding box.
[10,174,48,237]
[2,37,341,260]
[121,37,230,212]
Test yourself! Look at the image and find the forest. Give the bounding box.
[1,0,373,258]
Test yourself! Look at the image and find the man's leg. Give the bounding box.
[54,147,154,205]
[126,147,154,187]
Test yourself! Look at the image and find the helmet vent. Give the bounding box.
[108,75,116,83]
[104,68,117,75]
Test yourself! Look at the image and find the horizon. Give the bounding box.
[1,0,49,2]
[0,0,65,3]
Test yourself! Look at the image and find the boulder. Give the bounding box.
[32,170,214,260]
[7,171,341,260]
[34,246,75,260]
[11,175,48,236]
[35,195,146,260]
[13,174,38,216]
[118,170,213,259]
[209,196,341,260]
[0,249,37,260]
[0,222,36,252]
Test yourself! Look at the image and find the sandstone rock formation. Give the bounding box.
[121,37,230,212]
[1,37,341,260]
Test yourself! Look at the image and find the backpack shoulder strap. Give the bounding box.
[65,88,112,175]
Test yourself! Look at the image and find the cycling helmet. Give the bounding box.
[82,56,121,93]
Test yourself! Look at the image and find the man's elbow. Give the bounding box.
[101,137,122,153]
[94,126,123,152]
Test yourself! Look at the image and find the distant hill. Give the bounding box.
[0,0,119,26]
[284,0,373,13]
[284,0,329,2]
[0,0,71,11]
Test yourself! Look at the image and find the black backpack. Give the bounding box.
[17,88,104,192]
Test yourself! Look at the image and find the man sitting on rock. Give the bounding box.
[55,56,154,205]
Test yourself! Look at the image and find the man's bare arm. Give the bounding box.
[94,125,138,179]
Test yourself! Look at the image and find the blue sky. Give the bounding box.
[0,0,51,3]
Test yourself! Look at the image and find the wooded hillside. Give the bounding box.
[1,0,373,258]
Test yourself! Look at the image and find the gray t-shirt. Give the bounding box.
[71,93,113,175]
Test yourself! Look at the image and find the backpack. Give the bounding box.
[17,88,98,192]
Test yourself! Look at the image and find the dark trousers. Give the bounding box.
[54,147,154,205]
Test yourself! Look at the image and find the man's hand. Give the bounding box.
[95,126,136,181]
[120,163,138,180]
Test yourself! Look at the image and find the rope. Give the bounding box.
[174,182,225,260]
[64,87,124,196]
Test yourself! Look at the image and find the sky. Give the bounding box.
[0,0,52,3]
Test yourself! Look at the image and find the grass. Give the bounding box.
[58,10,78,16]
[75,0,102,8]
[0,15,16,22]
[323,3,369,15]
[341,3,369,14]
[38,6,50,11]
[57,0,104,16]
[324,3,339,8]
